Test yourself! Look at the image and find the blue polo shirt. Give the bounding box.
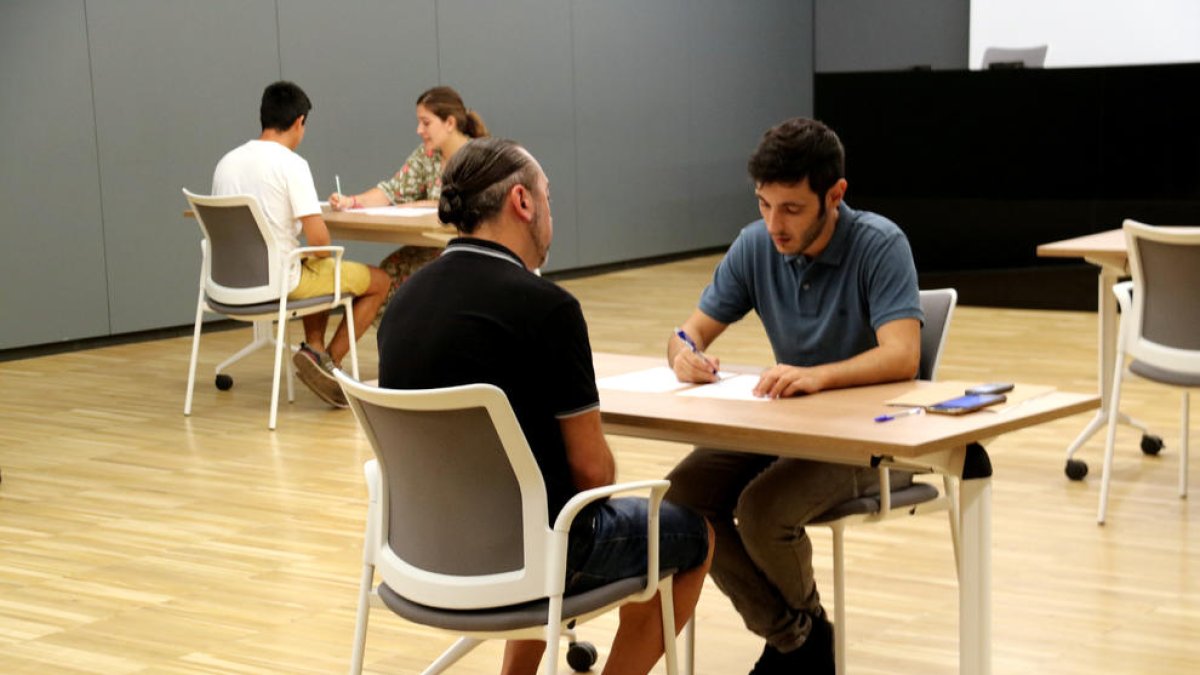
[699,203,922,367]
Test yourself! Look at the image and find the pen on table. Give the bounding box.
[335,174,343,202]
[874,407,923,423]
[673,327,718,376]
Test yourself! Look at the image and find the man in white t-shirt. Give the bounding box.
[212,81,389,407]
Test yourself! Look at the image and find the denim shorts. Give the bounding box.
[564,497,709,595]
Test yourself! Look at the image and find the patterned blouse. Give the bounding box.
[376,145,443,204]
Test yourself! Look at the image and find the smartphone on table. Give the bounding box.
[965,382,1014,396]
[927,393,1007,415]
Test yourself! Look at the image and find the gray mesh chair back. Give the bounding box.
[1133,236,1200,354]
[192,201,270,292]
[919,288,957,380]
[352,398,526,576]
[1098,220,1200,524]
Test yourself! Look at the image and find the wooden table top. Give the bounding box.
[1036,229,1126,270]
[594,353,1098,466]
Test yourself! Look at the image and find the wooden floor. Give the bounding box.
[2,253,1199,674]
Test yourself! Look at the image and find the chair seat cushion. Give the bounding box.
[1130,359,1200,387]
[377,568,676,633]
[811,483,941,524]
[206,294,344,316]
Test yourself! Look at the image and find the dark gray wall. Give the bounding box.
[0,0,813,350]
[814,0,969,72]
[0,1,109,348]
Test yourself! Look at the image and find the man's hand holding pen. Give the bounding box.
[672,328,721,383]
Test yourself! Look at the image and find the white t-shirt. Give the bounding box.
[212,139,322,291]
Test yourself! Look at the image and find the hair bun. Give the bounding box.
[439,185,465,224]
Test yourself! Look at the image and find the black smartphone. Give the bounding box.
[927,393,1007,415]
[965,382,1014,396]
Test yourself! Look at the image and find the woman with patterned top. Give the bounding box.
[329,86,489,313]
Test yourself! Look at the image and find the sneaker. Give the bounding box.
[748,615,835,675]
[292,342,348,409]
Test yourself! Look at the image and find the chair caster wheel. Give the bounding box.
[1141,434,1164,455]
[215,374,234,391]
[567,641,598,672]
[1065,459,1088,480]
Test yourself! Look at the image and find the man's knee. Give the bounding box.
[366,265,390,294]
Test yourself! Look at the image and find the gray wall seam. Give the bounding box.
[83,0,113,335]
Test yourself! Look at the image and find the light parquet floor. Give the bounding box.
[2,253,1199,673]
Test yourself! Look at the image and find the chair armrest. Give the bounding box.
[1112,280,1133,312]
[281,246,349,304]
[551,479,670,533]
[292,245,346,258]
[550,479,672,603]
[1112,280,1134,347]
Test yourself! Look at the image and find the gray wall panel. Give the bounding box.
[815,0,969,72]
[687,0,814,247]
[88,0,280,334]
[436,0,579,271]
[2,0,825,350]
[0,1,109,349]
[572,0,693,267]
[278,0,440,267]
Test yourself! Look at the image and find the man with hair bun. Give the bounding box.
[376,137,714,675]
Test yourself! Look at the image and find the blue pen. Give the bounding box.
[874,407,923,423]
[674,327,718,375]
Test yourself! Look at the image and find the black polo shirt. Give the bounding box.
[376,238,600,521]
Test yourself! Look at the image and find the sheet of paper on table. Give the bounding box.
[596,367,692,394]
[675,373,767,402]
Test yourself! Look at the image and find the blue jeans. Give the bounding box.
[565,497,709,595]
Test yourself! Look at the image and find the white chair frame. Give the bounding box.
[336,373,684,675]
[182,189,359,430]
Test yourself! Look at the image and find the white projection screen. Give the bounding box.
[970,0,1200,69]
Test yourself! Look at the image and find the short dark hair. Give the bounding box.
[260,81,312,132]
[747,118,845,202]
[438,138,540,234]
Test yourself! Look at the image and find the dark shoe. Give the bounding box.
[748,615,835,674]
[292,343,348,408]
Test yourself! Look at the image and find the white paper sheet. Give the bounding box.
[675,374,767,401]
[596,367,691,394]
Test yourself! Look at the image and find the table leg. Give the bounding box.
[960,443,992,675]
[1063,265,1152,464]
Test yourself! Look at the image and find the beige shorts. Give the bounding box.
[289,257,371,300]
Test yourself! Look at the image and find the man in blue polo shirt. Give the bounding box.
[665,118,923,674]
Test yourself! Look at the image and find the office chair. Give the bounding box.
[811,288,960,675]
[1098,220,1200,524]
[335,371,685,675]
[981,45,1048,69]
[182,189,359,430]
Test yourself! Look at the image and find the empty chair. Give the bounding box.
[982,45,1048,69]
[336,371,685,675]
[182,189,359,430]
[1098,220,1200,524]
[811,288,960,675]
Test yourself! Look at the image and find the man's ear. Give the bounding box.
[827,178,848,209]
[511,184,534,221]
